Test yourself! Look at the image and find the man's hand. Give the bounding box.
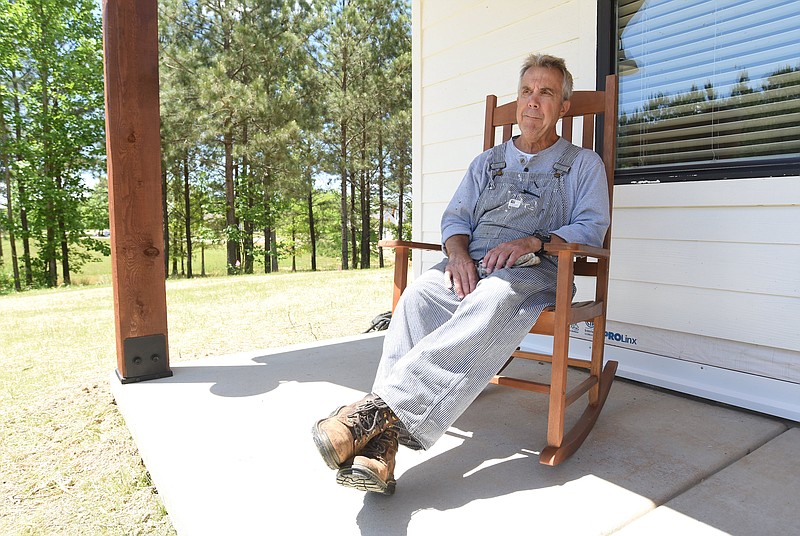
[443,235,478,299]
[481,237,539,275]
[482,234,564,274]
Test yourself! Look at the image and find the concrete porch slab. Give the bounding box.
[110,333,791,536]
[614,426,800,535]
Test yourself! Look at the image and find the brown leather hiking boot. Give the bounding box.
[336,427,399,495]
[312,394,398,470]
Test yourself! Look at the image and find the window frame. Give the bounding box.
[596,0,800,185]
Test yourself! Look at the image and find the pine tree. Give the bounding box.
[313,0,410,269]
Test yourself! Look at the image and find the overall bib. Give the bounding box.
[373,142,581,449]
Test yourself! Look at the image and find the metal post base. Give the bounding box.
[116,334,173,384]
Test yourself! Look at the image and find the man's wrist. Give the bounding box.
[444,234,470,257]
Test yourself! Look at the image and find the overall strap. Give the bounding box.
[487,143,506,188]
[552,143,583,177]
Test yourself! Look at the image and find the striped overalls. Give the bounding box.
[372,142,582,450]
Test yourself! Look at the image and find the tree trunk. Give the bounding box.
[243,206,254,273]
[377,130,385,268]
[59,221,70,285]
[1,117,21,290]
[307,189,316,272]
[339,43,349,271]
[241,125,254,274]
[339,125,349,270]
[171,223,179,277]
[40,50,58,287]
[398,170,406,241]
[263,223,271,273]
[263,169,272,273]
[11,71,32,286]
[57,175,70,285]
[172,164,181,277]
[46,218,57,286]
[291,224,297,273]
[162,163,169,278]
[171,253,178,276]
[180,229,185,276]
[359,118,370,269]
[224,130,238,274]
[243,182,254,275]
[270,228,278,272]
[17,183,32,285]
[350,172,357,268]
[183,153,193,278]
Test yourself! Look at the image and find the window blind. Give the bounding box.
[616,0,800,171]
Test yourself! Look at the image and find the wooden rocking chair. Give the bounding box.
[378,74,619,466]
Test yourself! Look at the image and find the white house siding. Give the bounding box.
[413,0,800,419]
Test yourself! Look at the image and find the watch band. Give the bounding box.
[533,230,551,255]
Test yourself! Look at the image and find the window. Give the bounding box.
[613,0,800,182]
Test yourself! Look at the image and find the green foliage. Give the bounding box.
[1,0,106,289]
[81,174,109,231]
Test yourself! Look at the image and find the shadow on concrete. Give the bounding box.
[151,334,382,397]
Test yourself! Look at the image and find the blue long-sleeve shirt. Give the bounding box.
[440,137,610,254]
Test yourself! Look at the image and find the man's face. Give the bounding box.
[515,66,570,149]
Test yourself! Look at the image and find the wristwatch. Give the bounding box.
[533,230,551,255]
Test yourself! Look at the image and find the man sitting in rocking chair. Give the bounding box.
[312,53,610,495]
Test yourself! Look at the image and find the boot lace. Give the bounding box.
[360,428,399,462]
[345,398,397,442]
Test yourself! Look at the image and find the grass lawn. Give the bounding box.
[0,265,396,535]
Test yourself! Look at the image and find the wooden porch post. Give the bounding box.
[102,0,172,383]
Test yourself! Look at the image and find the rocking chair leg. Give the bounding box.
[539,360,618,466]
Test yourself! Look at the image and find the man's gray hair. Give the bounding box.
[519,53,574,101]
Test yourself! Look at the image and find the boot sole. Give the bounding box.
[336,465,396,495]
[312,407,346,470]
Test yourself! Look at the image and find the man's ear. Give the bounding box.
[559,99,571,117]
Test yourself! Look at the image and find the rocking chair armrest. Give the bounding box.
[378,239,441,251]
[542,242,610,259]
[379,239,443,312]
[378,239,609,259]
